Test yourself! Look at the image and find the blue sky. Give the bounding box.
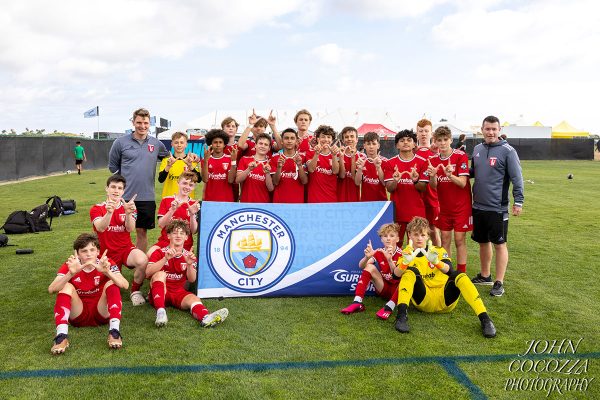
[0,0,598,135]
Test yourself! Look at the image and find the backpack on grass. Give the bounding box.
[1,211,36,234]
[30,204,52,232]
[46,196,64,218]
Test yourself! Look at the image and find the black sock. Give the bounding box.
[478,312,490,322]
[396,303,408,318]
[383,305,392,312]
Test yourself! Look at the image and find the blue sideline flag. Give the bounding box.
[83,106,99,118]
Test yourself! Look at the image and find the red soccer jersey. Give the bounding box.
[270,152,306,203]
[416,146,440,208]
[384,154,429,223]
[306,150,337,203]
[57,259,119,300]
[90,203,135,254]
[298,135,314,154]
[359,156,388,201]
[429,150,472,215]
[238,156,271,203]
[337,152,360,202]
[156,196,195,250]
[149,248,196,292]
[373,247,402,284]
[202,154,234,202]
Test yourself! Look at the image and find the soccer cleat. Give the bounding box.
[130,291,146,306]
[107,329,123,349]
[340,302,365,314]
[471,273,493,285]
[394,313,410,333]
[375,307,392,320]
[481,318,497,338]
[155,308,168,327]
[490,281,505,297]
[201,308,229,328]
[51,334,69,355]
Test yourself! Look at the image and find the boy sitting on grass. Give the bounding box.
[147,219,228,328]
[49,233,129,354]
[341,223,403,320]
[392,217,496,338]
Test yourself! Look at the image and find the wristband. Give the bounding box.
[231,161,237,167]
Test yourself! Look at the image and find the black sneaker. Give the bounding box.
[490,281,505,297]
[481,318,497,338]
[471,273,493,285]
[394,313,410,333]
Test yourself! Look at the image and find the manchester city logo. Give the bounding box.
[206,209,295,293]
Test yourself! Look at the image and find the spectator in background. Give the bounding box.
[74,141,87,175]
[453,134,467,152]
[108,108,170,252]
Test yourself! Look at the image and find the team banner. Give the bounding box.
[197,201,394,298]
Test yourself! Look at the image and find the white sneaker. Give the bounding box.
[155,308,168,327]
[201,308,229,328]
[130,291,146,306]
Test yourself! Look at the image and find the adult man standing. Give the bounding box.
[470,116,524,297]
[109,108,170,252]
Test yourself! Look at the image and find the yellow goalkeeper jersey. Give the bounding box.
[397,245,451,289]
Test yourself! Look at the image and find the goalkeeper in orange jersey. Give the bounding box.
[392,217,496,338]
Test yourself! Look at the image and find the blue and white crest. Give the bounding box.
[206,209,295,293]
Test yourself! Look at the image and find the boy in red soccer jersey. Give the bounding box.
[341,223,403,320]
[294,109,314,155]
[426,126,472,274]
[49,233,129,354]
[392,217,496,338]
[415,119,441,245]
[337,126,361,202]
[384,129,429,244]
[307,125,342,203]
[147,220,228,328]
[236,132,274,203]
[355,131,387,201]
[90,175,148,306]
[201,129,238,202]
[271,128,308,203]
[237,109,281,158]
[147,171,200,259]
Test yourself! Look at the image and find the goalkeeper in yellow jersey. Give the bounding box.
[392,217,496,338]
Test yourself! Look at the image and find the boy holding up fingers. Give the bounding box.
[270,128,308,203]
[236,132,274,203]
[147,220,229,328]
[49,233,129,354]
[90,175,148,306]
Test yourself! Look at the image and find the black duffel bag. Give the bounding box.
[62,199,76,213]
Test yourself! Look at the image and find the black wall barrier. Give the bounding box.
[161,138,593,161]
[0,137,114,181]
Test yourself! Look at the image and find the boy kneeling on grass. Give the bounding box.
[341,223,403,320]
[49,233,129,355]
[392,217,497,338]
[147,219,228,328]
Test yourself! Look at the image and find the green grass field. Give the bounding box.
[0,161,599,399]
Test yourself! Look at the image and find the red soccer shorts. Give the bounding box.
[425,204,440,227]
[70,297,109,327]
[149,287,193,309]
[107,246,136,269]
[436,211,473,232]
[376,281,399,301]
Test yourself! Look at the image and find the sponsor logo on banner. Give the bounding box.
[206,209,295,293]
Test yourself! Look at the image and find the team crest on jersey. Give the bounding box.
[119,213,126,222]
[148,144,155,152]
[206,209,295,293]
[94,276,101,286]
[461,162,467,170]
[489,157,497,167]
[223,163,229,169]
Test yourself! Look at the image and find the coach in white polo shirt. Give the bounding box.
[109,108,170,252]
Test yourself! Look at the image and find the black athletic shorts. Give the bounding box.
[471,208,508,245]
[75,159,83,165]
[134,201,156,230]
